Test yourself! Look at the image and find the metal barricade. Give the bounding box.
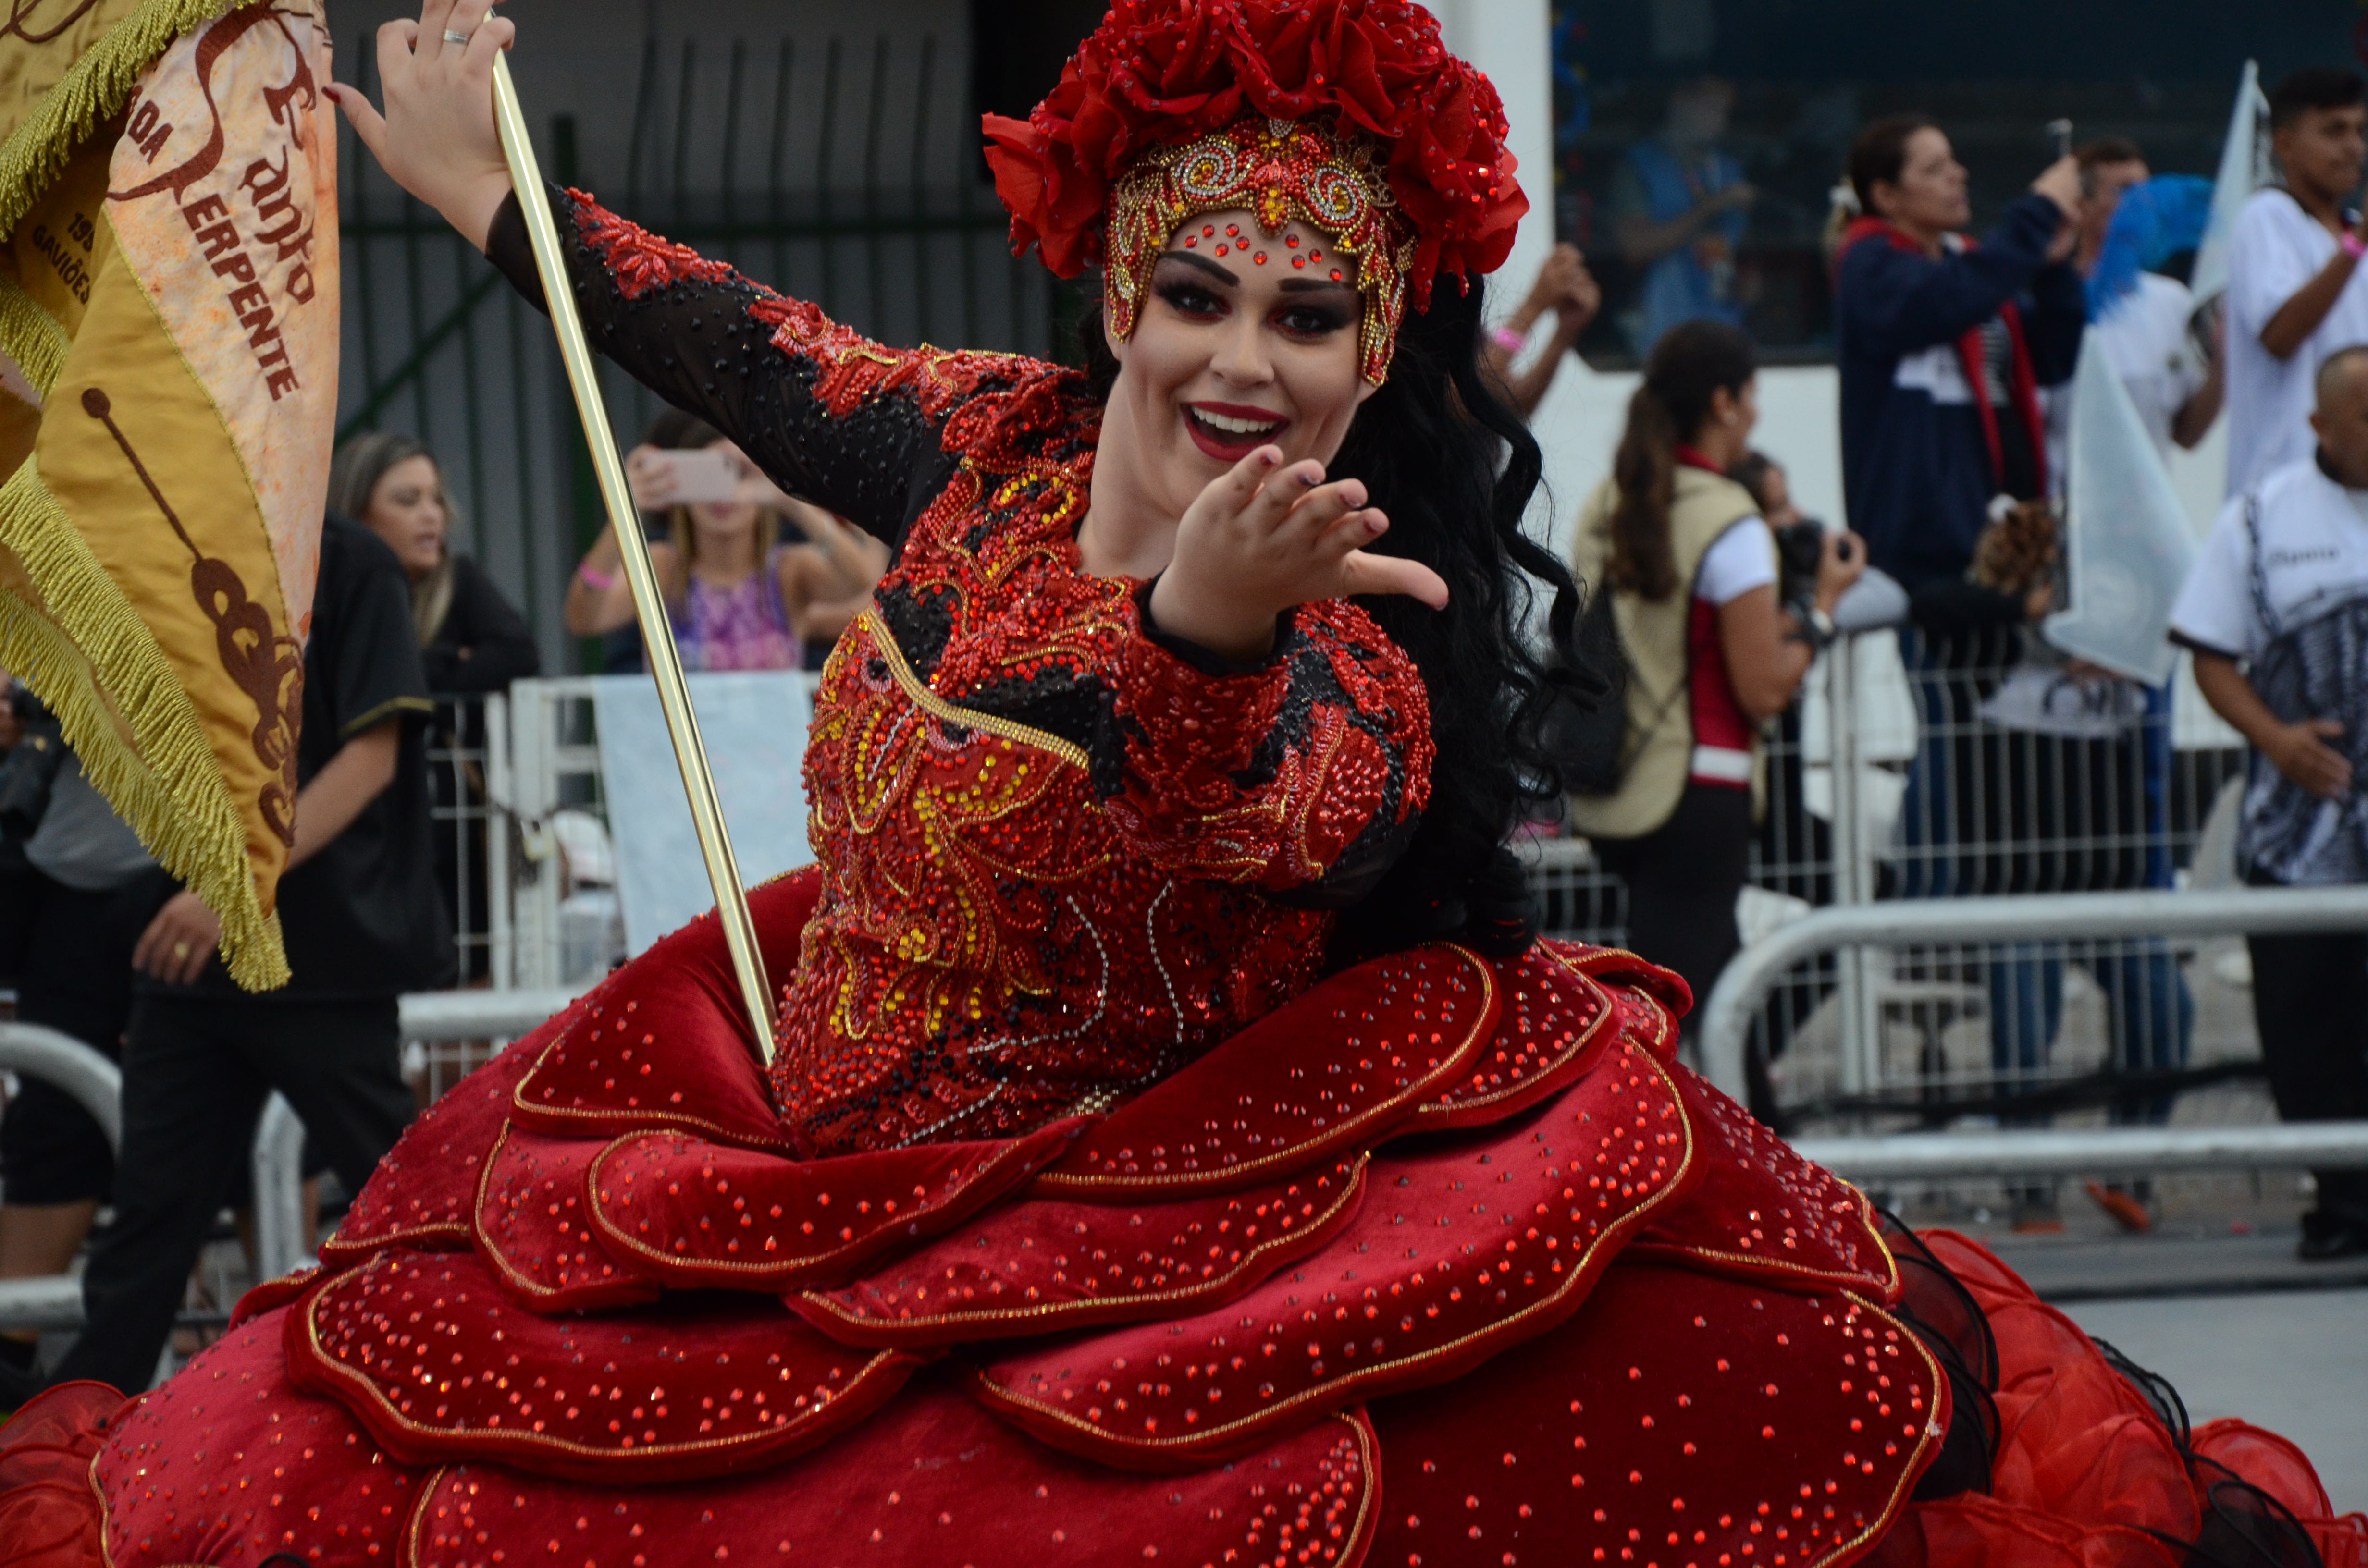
[1527,625,2284,1133]
[1695,887,2368,1176]
[0,1023,123,1332]
[0,1023,323,1331]
[4,994,582,1328]
[426,692,511,994]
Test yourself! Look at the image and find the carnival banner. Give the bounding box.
[0,0,338,988]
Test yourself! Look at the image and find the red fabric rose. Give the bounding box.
[983,0,1527,315]
[1318,0,1438,137]
[1230,0,1322,119]
[1388,62,1524,303]
[986,0,1252,275]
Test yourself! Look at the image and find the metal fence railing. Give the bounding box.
[2,992,581,1348]
[1525,626,2293,1137]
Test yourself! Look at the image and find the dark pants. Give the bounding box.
[0,867,170,1203]
[1594,782,1754,1026]
[57,993,412,1394]
[2244,922,2368,1235]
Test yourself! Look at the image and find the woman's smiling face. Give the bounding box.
[1106,207,1377,523]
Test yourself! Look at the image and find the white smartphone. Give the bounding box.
[663,448,743,504]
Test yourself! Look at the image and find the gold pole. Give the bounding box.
[489,52,777,1064]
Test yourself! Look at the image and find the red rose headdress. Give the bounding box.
[981,0,1527,385]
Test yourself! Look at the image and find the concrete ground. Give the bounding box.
[2062,1289,2368,1517]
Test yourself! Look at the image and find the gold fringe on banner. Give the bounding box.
[0,281,69,394]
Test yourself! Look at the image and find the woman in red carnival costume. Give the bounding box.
[4,1,2362,1563]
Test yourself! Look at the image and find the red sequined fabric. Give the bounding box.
[10,187,2362,1568]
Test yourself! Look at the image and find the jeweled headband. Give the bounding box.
[1106,114,1411,384]
[982,0,1527,387]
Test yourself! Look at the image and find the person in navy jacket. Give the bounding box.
[1833,119,2088,1232]
[1834,117,2085,619]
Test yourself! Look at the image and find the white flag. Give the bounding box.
[2190,59,2272,304]
[2045,335,2196,685]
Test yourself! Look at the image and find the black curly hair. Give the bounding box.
[1079,275,1593,960]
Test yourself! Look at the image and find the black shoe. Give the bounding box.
[2297,1212,2368,1262]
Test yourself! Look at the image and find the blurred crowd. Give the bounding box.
[1526,65,2368,1260]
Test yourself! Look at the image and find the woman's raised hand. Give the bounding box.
[324,0,517,251]
[1147,448,1449,664]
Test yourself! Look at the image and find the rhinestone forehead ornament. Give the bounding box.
[1105,114,1414,386]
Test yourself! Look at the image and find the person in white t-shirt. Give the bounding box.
[2172,344,2368,1262]
[2223,68,2368,498]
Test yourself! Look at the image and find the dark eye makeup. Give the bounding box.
[1274,299,1353,337]
[1152,255,1355,338]
[1152,269,1227,318]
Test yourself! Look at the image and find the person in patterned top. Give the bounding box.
[1,6,2357,1568]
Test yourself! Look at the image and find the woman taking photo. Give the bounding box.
[7,5,2351,1566]
[562,417,887,671]
[1571,320,1862,1027]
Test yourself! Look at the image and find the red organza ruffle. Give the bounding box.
[0,1385,127,1568]
[1870,1231,2368,1568]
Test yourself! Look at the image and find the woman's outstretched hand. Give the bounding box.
[325,0,517,252]
[1147,448,1450,664]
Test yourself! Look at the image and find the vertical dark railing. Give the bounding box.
[347,43,383,399]
[861,36,890,336]
[957,96,982,350]
[719,39,749,239]
[669,38,697,232]
[623,34,660,214]
[450,241,491,555]
[766,38,797,291]
[504,289,543,640]
[909,37,936,345]
[814,38,844,319]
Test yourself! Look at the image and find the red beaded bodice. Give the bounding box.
[518,192,1435,1155]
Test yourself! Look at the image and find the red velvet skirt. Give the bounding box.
[4,869,2361,1568]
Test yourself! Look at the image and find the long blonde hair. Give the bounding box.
[327,431,457,646]
[663,502,775,602]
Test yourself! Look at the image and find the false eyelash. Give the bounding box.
[1153,276,1226,317]
[1275,302,1354,336]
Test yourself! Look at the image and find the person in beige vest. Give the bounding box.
[1570,321,1862,1050]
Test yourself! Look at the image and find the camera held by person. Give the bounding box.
[1772,516,1854,625]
